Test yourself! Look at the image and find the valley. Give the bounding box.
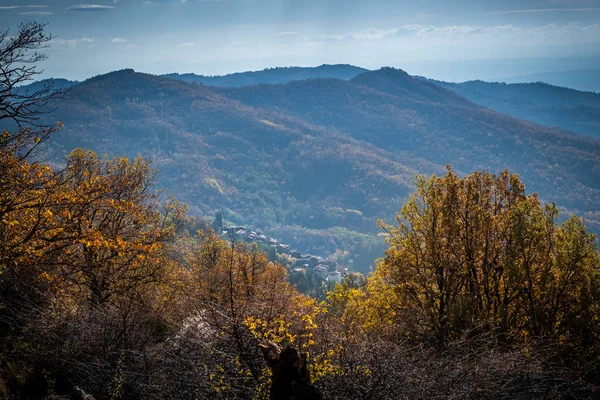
[17,66,600,273]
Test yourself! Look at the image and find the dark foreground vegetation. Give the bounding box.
[1,138,599,398]
[1,22,599,400]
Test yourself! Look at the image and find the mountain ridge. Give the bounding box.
[501,69,600,93]
[24,65,600,140]
[432,78,600,138]
[12,67,600,267]
[162,64,369,87]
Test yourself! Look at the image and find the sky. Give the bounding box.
[1,0,599,81]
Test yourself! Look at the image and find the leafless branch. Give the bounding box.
[0,21,63,156]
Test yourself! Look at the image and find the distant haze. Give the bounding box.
[1,0,599,81]
[500,69,600,93]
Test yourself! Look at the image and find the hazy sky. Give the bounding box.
[1,0,599,81]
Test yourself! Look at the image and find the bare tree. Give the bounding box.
[0,21,62,155]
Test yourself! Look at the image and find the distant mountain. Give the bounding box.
[16,78,78,94]
[216,68,600,221]
[352,67,474,106]
[430,80,600,138]
[500,69,600,93]
[21,68,600,268]
[162,64,369,87]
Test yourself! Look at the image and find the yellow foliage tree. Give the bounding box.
[183,232,334,397]
[376,167,600,351]
[41,149,187,304]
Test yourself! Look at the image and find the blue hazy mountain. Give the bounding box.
[500,69,600,93]
[16,78,78,94]
[162,64,369,87]
[25,68,599,247]
[430,79,600,138]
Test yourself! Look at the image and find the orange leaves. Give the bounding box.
[1,145,184,307]
[183,232,339,384]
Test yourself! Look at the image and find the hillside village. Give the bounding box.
[212,211,348,291]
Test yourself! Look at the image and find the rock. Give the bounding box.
[72,387,95,400]
[259,341,323,400]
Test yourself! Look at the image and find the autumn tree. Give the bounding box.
[310,168,600,398]
[0,147,189,397]
[0,20,62,280]
[1,148,186,303]
[41,149,186,303]
[376,167,600,360]
[147,232,334,399]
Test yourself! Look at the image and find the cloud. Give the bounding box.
[325,26,480,41]
[325,22,600,44]
[396,25,484,38]
[176,42,196,49]
[316,22,600,51]
[17,11,54,15]
[0,5,47,10]
[51,37,96,48]
[67,4,117,11]
[274,32,299,37]
[140,0,223,3]
[490,8,600,14]
[324,28,398,41]
[352,28,399,40]
[112,38,127,43]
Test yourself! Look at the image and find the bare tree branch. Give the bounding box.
[0,21,63,157]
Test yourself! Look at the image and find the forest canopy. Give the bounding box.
[1,141,599,398]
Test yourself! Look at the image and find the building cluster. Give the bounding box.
[213,212,347,287]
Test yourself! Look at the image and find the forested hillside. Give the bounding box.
[22,67,600,269]
[501,69,600,93]
[217,68,600,228]
[163,64,368,87]
[167,65,600,140]
[434,79,600,138]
